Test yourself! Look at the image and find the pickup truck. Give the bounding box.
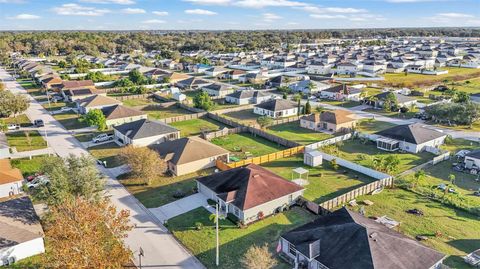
[92,133,114,143]
[26,175,50,189]
[6,124,20,130]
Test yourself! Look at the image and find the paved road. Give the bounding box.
[0,68,204,269]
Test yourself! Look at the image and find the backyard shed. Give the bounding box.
[304,150,323,167]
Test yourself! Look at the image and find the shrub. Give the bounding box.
[226,213,239,224]
[195,222,203,230]
[172,189,186,198]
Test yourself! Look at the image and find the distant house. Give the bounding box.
[372,92,417,109]
[76,94,122,114]
[306,61,332,75]
[289,80,330,95]
[240,72,268,84]
[336,62,361,74]
[205,66,229,77]
[300,110,357,133]
[375,123,447,153]
[197,164,304,224]
[269,76,295,88]
[176,77,211,90]
[254,99,298,118]
[202,83,234,97]
[149,136,229,176]
[60,80,95,92]
[165,72,191,84]
[0,196,46,266]
[319,84,362,101]
[101,105,147,127]
[464,150,480,170]
[60,80,98,101]
[221,70,246,80]
[225,90,271,105]
[40,75,63,90]
[113,119,180,147]
[0,159,23,198]
[280,207,445,269]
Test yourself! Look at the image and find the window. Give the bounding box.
[288,243,297,256]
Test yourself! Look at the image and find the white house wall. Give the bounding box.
[0,238,45,266]
[0,181,23,198]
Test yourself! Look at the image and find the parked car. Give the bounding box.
[92,133,114,143]
[26,175,49,189]
[6,123,20,130]
[60,106,72,112]
[33,119,44,127]
[52,95,63,102]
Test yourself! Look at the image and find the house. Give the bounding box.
[254,99,298,118]
[165,72,191,84]
[306,61,332,75]
[375,123,447,153]
[269,76,295,88]
[60,80,98,101]
[319,84,362,101]
[372,92,417,109]
[101,105,147,127]
[289,80,330,95]
[0,196,45,266]
[76,94,122,114]
[225,90,271,105]
[336,62,361,74]
[176,77,211,90]
[40,75,63,90]
[204,66,228,77]
[60,80,95,92]
[201,83,234,97]
[113,119,180,147]
[197,164,304,224]
[149,136,229,176]
[241,72,268,84]
[280,207,445,269]
[464,150,480,170]
[300,110,357,133]
[0,159,23,198]
[220,70,246,80]
[0,133,10,159]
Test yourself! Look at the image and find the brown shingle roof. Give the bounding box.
[77,94,121,108]
[0,159,23,185]
[301,110,356,125]
[149,136,229,165]
[197,164,303,210]
[101,105,145,120]
[62,80,94,89]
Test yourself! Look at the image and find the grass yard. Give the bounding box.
[119,169,214,208]
[262,155,377,203]
[266,121,333,145]
[11,155,51,177]
[211,133,286,159]
[53,112,88,130]
[318,99,361,108]
[1,114,31,127]
[382,67,480,87]
[223,109,259,125]
[348,188,480,269]
[453,77,480,95]
[170,118,229,137]
[362,108,416,119]
[356,118,397,134]
[334,139,434,175]
[88,142,123,168]
[42,101,75,112]
[122,97,160,107]
[143,106,193,120]
[6,131,47,152]
[168,206,316,269]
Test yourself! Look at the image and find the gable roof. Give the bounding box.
[101,105,145,120]
[65,87,101,97]
[197,164,303,210]
[0,196,44,249]
[113,119,178,140]
[282,207,445,269]
[62,80,94,89]
[77,94,121,108]
[322,84,361,95]
[149,136,228,165]
[376,123,446,144]
[0,159,23,185]
[255,99,296,111]
[465,149,480,159]
[203,83,231,92]
[301,110,356,125]
[227,90,269,100]
[375,92,416,104]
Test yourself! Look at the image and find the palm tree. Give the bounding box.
[412,170,426,188]
[448,174,456,186]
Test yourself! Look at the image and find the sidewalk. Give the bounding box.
[10,147,55,159]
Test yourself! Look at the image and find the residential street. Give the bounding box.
[0,68,204,269]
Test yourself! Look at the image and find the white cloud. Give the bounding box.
[152,11,169,16]
[310,14,346,19]
[121,8,146,14]
[142,19,166,24]
[10,13,40,19]
[234,0,306,8]
[183,0,231,4]
[0,0,26,3]
[184,9,217,15]
[52,3,111,16]
[437,13,474,18]
[301,6,367,14]
[262,13,281,22]
[80,0,135,4]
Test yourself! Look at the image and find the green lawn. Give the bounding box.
[266,121,333,145]
[119,169,214,208]
[6,131,47,152]
[122,98,159,107]
[53,112,88,130]
[454,77,480,94]
[362,108,416,120]
[168,206,316,269]
[223,109,259,125]
[348,188,480,269]
[318,99,361,108]
[382,67,480,87]
[42,101,75,112]
[170,118,229,137]
[211,133,286,159]
[11,155,51,177]
[143,106,193,120]
[262,156,377,203]
[356,118,397,134]
[88,142,123,168]
[1,114,31,127]
[334,139,434,175]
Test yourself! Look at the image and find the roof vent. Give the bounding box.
[369,232,378,241]
[253,174,260,178]
[308,239,321,259]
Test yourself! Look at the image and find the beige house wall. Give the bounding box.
[106,114,148,127]
[172,153,229,176]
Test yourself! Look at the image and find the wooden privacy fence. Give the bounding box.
[112,93,152,101]
[157,112,207,124]
[216,146,305,170]
[202,127,247,140]
[318,177,394,214]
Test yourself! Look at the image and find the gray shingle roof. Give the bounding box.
[113,119,178,140]
[255,99,296,111]
[376,123,446,144]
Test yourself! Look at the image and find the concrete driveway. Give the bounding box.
[149,193,209,223]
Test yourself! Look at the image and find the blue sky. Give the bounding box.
[0,0,479,30]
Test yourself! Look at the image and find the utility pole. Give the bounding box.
[138,247,144,269]
[216,203,219,267]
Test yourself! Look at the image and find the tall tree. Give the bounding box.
[193,90,215,111]
[241,244,277,269]
[256,116,273,129]
[305,100,312,114]
[118,145,166,185]
[82,109,106,131]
